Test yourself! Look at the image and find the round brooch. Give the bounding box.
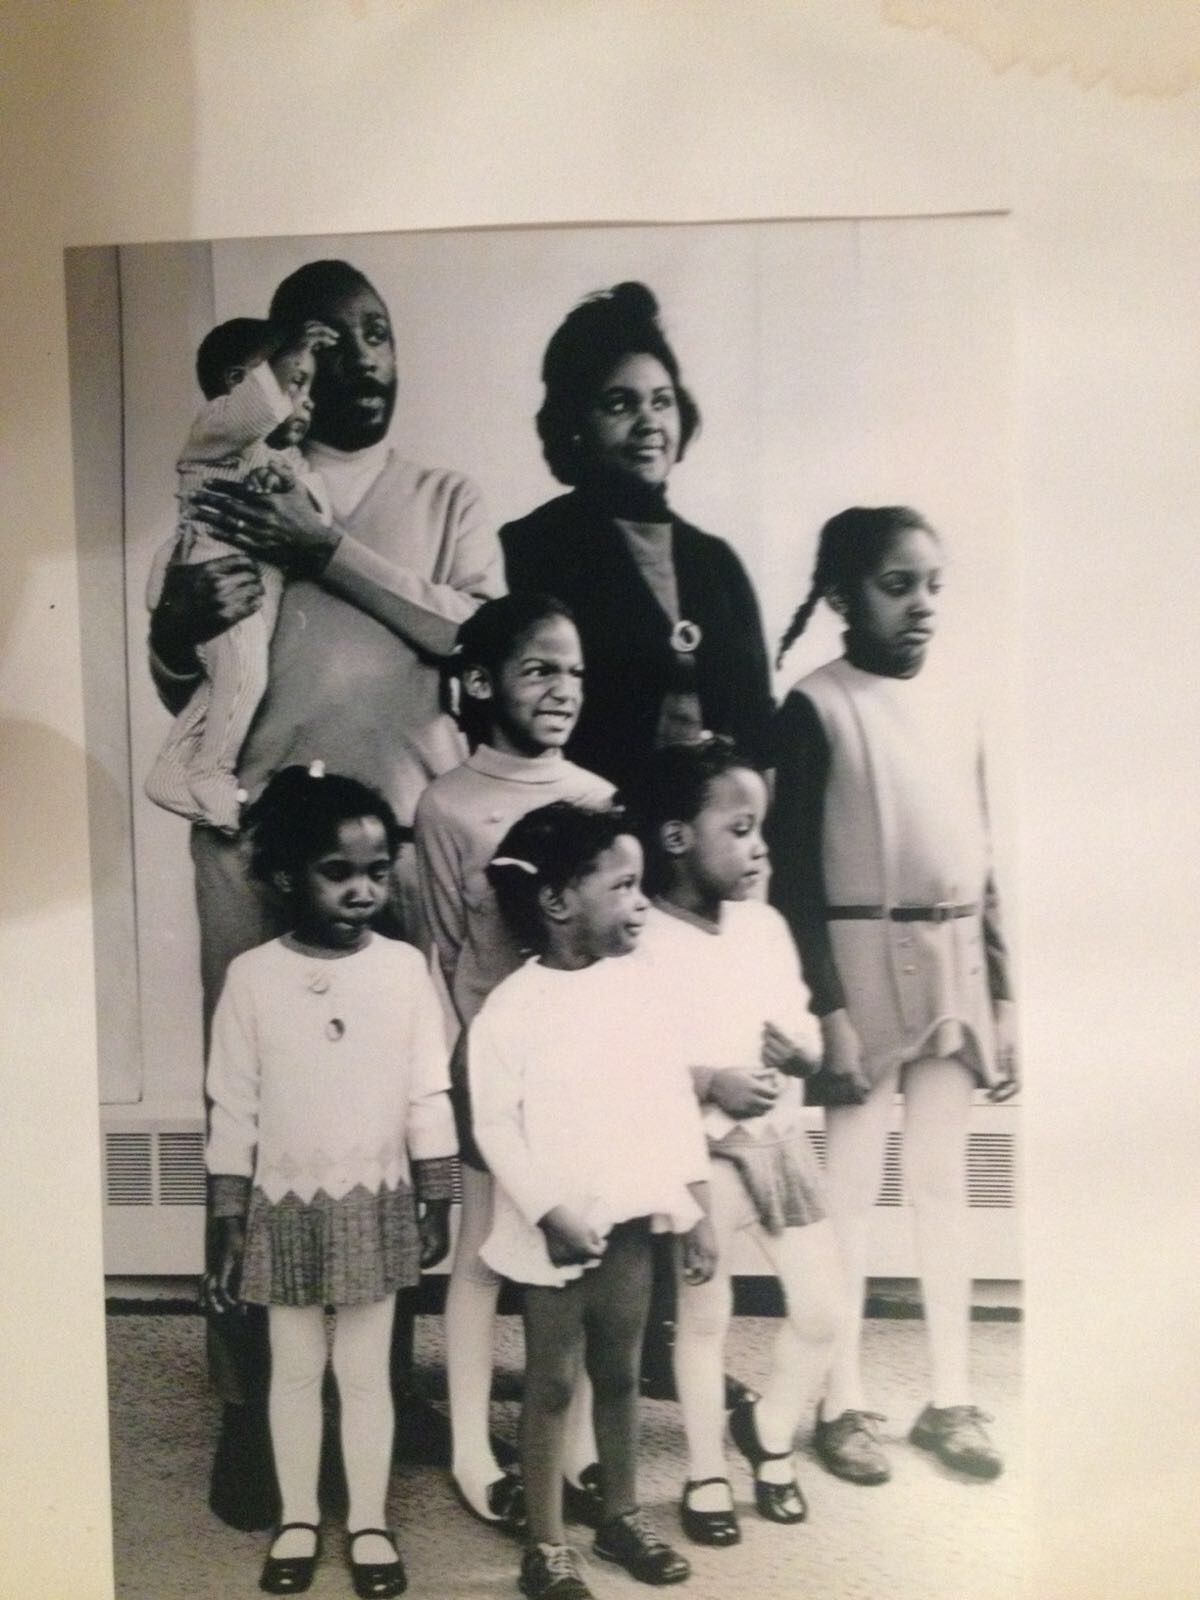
[669,619,703,654]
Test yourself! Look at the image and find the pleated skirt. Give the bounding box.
[240,1180,421,1307]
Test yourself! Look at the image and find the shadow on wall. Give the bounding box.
[1,718,127,920]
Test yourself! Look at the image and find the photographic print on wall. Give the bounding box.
[66,215,1021,1600]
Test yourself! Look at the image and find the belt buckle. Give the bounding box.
[930,901,953,924]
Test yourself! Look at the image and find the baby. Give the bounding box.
[145,316,334,833]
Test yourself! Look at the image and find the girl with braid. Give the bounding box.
[768,506,1019,1489]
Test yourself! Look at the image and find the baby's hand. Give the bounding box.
[268,321,338,395]
[243,462,297,496]
[680,1216,717,1286]
[987,999,1021,1102]
[539,1206,607,1267]
[762,1020,819,1078]
[818,1009,872,1103]
[706,1066,780,1119]
[288,320,338,357]
[418,1200,452,1270]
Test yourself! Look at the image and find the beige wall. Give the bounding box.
[4,3,1197,1596]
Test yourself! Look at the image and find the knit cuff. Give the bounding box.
[209,1173,251,1219]
[413,1156,457,1203]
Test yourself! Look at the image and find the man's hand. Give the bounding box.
[538,1205,607,1267]
[199,1216,246,1317]
[189,478,341,577]
[706,1066,781,1120]
[150,553,264,674]
[418,1200,452,1270]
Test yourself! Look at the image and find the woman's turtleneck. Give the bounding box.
[577,469,673,524]
[844,629,927,680]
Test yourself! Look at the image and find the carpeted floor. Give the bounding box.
[107,1310,1022,1600]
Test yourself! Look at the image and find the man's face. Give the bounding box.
[306,284,397,451]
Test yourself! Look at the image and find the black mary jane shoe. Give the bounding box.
[451,1467,526,1535]
[729,1398,807,1525]
[348,1527,407,1599]
[680,1478,741,1547]
[259,1522,321,1595]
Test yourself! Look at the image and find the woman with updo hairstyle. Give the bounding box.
[499,281,773,795]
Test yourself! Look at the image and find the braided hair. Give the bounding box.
[776,506,938,670]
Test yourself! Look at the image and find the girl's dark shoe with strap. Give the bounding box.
[909,1403,1004,1479]
[594,1507,690,1585]
[518,1541,595,1599]
[451,1467,527,1535]
[347,1528,407,1598]
[813,1408,891,1485]
[259,1522,321,1595]
[729,1397,807,1524]
[679,1477,741,1547]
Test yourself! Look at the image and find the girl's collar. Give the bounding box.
[280,930,372,961]
[468,744,567,782]
[651,895,724,936]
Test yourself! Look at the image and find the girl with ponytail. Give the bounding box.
[769,506,1019,1491]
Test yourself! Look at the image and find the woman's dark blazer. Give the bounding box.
[500,490,774,794]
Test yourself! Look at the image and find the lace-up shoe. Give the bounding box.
[518,1542,593,1600]
[910,1403,1003,1479]
[594,1508,690,1585]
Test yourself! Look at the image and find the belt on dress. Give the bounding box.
[825,902,980,924]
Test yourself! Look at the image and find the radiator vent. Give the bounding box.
[159,1132,207,1205]
[103,1129,468,1207]
[105,1129,206,1208]
[805,1129,1015,1209]
[105,1133,154,1206]
[964,1132,1016,1208]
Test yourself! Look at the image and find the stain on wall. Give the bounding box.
[884,0,1200,97]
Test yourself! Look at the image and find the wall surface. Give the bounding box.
[3,3,1198,1597]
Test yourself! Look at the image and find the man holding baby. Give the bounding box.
[149,259,504,1529]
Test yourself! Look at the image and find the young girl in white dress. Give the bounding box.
[414,594,612,1531]
[469,802,713,1600]
[770,506,1019,1487]
[633,738,844,1547]
[204,764,457,1598]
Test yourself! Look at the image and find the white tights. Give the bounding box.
[446,1164,596,1505]
[673,1157,843,1488]
[822,1054,976,1416]
[268,1296,395,1539]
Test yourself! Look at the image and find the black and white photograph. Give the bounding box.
[67,217,1021,1600]
[5,7,1198,1600]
